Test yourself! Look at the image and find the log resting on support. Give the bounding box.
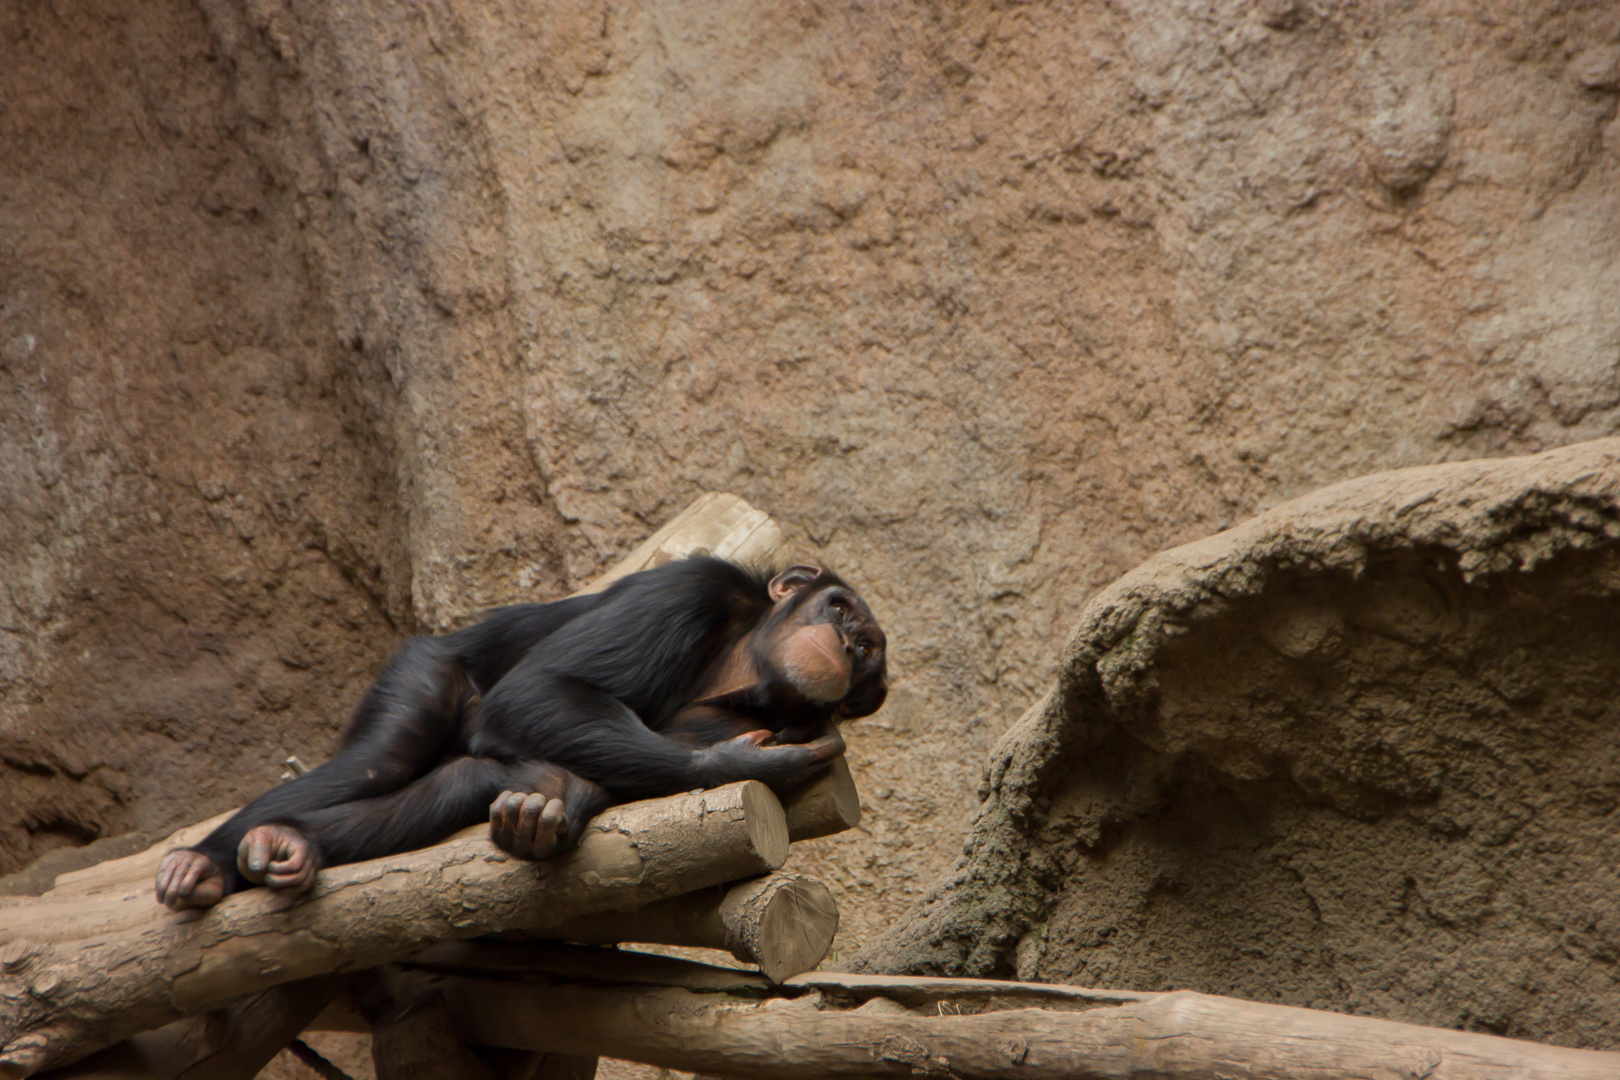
[500,870,837,984]
[355,943,1620,1080]
[27,757,856,907]
[15,746,857,1079]
[0,782,788,1079]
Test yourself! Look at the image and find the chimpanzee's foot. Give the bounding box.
[236,824,319,893]
[489,790,570,860]
[155,849,228,910]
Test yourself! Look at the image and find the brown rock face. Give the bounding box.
[855,440,1620,1047]
[2,0,1618,997]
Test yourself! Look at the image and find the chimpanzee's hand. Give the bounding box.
[696,728,845,794]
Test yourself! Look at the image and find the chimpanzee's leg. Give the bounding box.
[295,757,610,865]
[157,638,478,909]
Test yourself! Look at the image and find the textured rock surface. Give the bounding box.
[2,0,1619,993]
[855,439,1620,1047]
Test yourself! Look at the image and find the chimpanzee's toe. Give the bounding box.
[490,790,569,860]
[155,849,227,910]
[237,824,318,894]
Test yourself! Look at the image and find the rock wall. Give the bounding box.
[855,439,1620,1048]
[3,0,1618,976]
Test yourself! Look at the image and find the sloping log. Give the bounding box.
[40,979,339,1080]
[379,944,1620,1080]
[572,492,785,596]
[0,783,788,1079]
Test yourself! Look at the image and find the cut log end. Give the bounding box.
[781,759,859,842]
[722,875,838,984]
[738,783,790,871]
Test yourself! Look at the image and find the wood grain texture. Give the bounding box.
[419,945,1620,1080]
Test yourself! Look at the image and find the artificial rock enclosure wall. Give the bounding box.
[860,439,1620,1048]
[2,0,1619,1042]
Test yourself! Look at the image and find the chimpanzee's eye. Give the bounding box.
[856,641,871,659]
[830,599,849,618]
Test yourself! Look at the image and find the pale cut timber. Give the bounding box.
[406,945,1620,1080]
[574,492,787,596]
[518,871,838,983]
[0,782,787,1079]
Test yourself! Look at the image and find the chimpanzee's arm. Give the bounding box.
[468,670,839,801]
[447,593,605,693]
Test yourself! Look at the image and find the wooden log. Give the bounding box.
[0,783,788,1079]
[511,870,838,982]
[39,978,338,1080]
[574,492,786,596]
[37,751,855,908]
[779,759,859,841]
[397,944,1620,1080]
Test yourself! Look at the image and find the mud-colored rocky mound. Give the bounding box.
[855,439,1620,1049]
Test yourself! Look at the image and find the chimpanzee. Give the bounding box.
[154,556,887,909]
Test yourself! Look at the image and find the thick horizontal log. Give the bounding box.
[33,755,856,907]
[499,870,838,982]
[393,944,1620,1080]
[0,782,788,1079]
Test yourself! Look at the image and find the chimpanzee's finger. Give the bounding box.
[540,797,567,838]
[242,832,271,874]
[517,793,547,847]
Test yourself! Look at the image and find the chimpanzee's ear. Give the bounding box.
[768,565,824,602]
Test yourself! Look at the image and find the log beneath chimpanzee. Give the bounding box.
[39,978,340,1080]
[27,757,856,909]
[359,943,1620,1080]
[0,782,788,1079]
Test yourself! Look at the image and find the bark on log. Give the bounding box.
[779,758,859,841]
[39,978,338,1080]
[0,783,787,1079]
[514,871,838,982]
[387,944,1620,1080]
